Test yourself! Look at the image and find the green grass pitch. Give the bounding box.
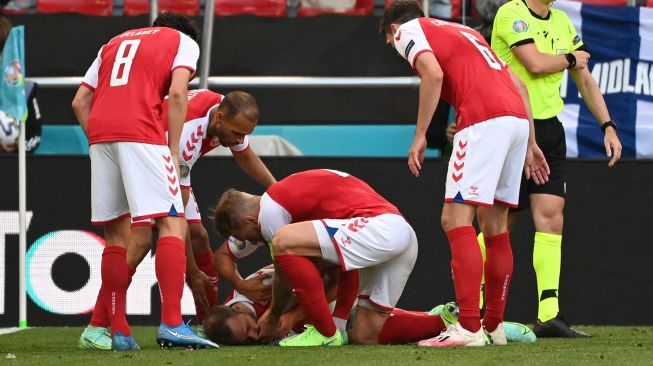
[1,326,653,366]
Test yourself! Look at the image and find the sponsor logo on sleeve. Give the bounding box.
[405,40,415,58]
[512,20,529,33]
[572,35,581,45]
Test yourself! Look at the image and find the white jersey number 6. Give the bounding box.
[460,31,503,71]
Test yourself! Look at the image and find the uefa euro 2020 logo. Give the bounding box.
[512,20,529,34]
[4,60,24,88]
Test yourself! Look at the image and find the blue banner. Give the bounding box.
[556,1,653,158]
[0,26,27,123]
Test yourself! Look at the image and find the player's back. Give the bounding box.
[266,169,401,221]
[86,27,198,146]
[399,18,526,129]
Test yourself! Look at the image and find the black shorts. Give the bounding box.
[511,116,566,212]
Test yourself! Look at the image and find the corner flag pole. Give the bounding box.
[18,115,26,329]
[1,25,29,328]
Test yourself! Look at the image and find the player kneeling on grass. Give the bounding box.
[212,169,473,346]
[78,89,275,350]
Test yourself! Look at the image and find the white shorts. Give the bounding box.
[131,187,201,227]
[90,142,184,225]
[445,116,529,208]
[312,213,418,312]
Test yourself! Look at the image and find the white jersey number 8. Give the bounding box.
[460,31,503,71]
[110,40,141,87]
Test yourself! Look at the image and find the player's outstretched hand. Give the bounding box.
[408,134,427,177]
[257,308,280,343]
[524,142,550,185]
[188,269,215,313]
[239,272,272,305]
[604,128,622,167]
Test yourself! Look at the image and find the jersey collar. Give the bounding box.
[521,0,551,21]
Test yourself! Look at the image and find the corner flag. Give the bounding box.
[0,26,27,123]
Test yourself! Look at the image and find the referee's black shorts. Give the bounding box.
[511,116,566,212]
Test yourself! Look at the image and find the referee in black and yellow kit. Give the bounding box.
[475,0,622,338]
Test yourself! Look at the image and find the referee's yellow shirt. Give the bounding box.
[491,0,585,119]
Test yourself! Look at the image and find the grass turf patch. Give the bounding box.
[1,326,652,366]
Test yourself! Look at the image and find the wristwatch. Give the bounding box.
[601,120,617,133]
[565,53,577,69]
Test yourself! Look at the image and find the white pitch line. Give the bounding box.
[0,327,26,335]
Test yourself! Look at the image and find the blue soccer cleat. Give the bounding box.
[156,322,219,349]
[112,331,140,351]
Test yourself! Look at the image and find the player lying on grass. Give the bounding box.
[203,264,535,345]
[79,89,276,350]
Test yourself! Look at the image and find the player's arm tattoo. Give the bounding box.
[270,265,293,320]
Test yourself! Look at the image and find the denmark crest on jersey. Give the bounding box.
[512,20,529,33]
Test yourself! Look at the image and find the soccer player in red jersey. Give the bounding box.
[77,88,275,348]
[71,13,215,350]
[380,1,549,346]
[128,89,276,333]
[213,169,452,346]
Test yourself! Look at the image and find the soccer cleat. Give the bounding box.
[279,325,344,347]
[532,315,591,338]
[485,322,507,346]
[417,322,488,347]
[503,321,537,343]
[427,304,444,316]
[79,325,112,350]
[112,332,140,351]
[156,322,219,349]
[427,302,459,327]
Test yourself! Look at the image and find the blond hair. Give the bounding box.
[212,188,252,238]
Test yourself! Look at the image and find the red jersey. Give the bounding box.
[259,169,401,241]
[82,27,200,145]
[161,90,249,188]
[393,18,527,130]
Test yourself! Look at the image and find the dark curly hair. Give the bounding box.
[153,12,200,42]
[379,0,425,36]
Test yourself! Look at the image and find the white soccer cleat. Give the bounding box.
[417,322,487,347]
[485,322,507,345]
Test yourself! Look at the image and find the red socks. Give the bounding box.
[275,254,336,337]
[447,226,483,333]
[192,251,219,324]
[90,263,136,329]
[100,246,130,336]
[332,270,359,321]
[378,309,446,344]
[156,236,186,327]
[89,285,109,328]
[482,232,513,332]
